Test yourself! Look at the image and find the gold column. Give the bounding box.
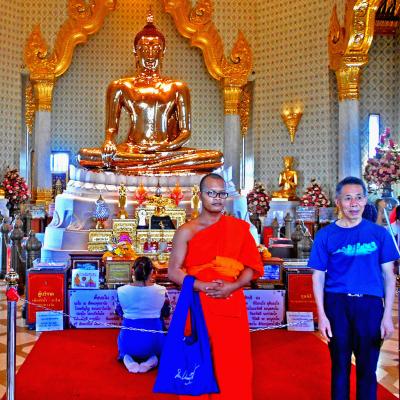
[328,0,381,100]
[335,66,363,101]
[223,86,243,115]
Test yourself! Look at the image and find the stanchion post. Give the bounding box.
[5,268,19,400]
[0,217,11,279]
[10,216,25,295]
[25,230,42,270]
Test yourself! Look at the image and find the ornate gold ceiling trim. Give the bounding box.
[375,0,400,35]
[328,0,381,100]
[161,0,253,114]
[24,0,116,110]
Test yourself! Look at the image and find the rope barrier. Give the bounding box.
[14,293,307,333]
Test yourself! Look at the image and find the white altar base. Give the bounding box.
[263,200,299,228]
[42,166,246,261]
[0,199,9,219]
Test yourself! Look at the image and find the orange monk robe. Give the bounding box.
[180,215,264,400]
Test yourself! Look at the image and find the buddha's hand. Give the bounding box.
[101,139,117,167]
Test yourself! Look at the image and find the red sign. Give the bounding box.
[287,273,317,319]
[27,273,66,325]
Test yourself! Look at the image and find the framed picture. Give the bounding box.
[296,206,317,222]
[72,261,99,270]
[105,260,133,287]
[257,259,284,286]
[318,207,336,224]
[71,269,100,289]
[71,258,101,270]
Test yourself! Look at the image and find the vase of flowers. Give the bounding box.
[2,168,29,219]
[246,182,271,234]
[364,128,400,211]
[300,178,331,208]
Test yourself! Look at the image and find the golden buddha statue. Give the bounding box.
[117,183,128,219]
[272,156,299,200]
[78,11,223,174]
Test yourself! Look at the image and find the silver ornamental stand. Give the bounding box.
[5,268,19,400]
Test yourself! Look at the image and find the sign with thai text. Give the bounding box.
[36,311,64,331]
[244,290,285,329]
[286,311,315,331]
[69,289,121,329]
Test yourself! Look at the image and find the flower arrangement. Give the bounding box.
[300,178,331,207]
[364,128,400,189]
[169,182,184,206]
[246,182,271,215]
[2,168,29,206]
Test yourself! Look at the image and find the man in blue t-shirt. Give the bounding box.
[308,176,399,400]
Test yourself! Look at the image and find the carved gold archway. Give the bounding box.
[161,0,253,116]
[24,0,116,120]
[328,0,382,100]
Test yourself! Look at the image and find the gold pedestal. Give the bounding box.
[35,188,53,206]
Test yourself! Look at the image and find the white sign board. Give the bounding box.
[286,311,315,331]
[69,289,121,329]
[36,311,64,332]
[244,290,286,329]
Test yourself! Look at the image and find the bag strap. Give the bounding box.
[167,275,195,336]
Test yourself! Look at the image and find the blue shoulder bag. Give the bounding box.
[153,275,219,395]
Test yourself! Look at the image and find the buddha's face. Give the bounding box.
[284,157,293,169]
[135,36,164,72]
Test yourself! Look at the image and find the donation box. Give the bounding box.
[26,266,68,328]
[285,266,317,320]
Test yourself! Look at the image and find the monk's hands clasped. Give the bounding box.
[205,280,238,299]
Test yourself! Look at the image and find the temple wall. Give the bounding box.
[253,0,338,197]
[0,0,398,198]
[0,0,25,175]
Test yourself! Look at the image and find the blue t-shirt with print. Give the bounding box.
[308,219,399,297]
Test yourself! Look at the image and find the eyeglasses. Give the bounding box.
[339,195,366,204]
[202,190,229,199]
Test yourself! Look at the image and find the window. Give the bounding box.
[368,114,380,158]
[50,152,70,173]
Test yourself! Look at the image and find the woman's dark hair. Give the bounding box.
[133,256,153,283]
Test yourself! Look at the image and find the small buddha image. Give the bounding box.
[117,183,128,219]
[137,208,148,228]
[191,185,200,219]
[272,156,299,200]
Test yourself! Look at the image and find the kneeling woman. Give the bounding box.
[116,256,170,373]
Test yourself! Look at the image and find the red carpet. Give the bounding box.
[5,329,396,400]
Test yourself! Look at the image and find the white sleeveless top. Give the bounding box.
[117,284,166,320]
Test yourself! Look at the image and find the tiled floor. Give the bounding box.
[0,281,398,398]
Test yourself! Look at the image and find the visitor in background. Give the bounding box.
[388,205,400,275]
[309,176,398,400]
[361,202,378,223]
[116,256,170,373]
[375,198,387,225]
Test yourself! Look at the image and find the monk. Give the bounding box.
[168,173,264,399]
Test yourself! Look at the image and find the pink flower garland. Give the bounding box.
[364,128,400,188]
[2,168,30,205]
[247,182,271,215]
[300,178,331,207]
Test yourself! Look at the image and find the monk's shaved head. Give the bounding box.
[199,173,225,192]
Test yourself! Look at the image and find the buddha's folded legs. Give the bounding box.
[78,147,223,174]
